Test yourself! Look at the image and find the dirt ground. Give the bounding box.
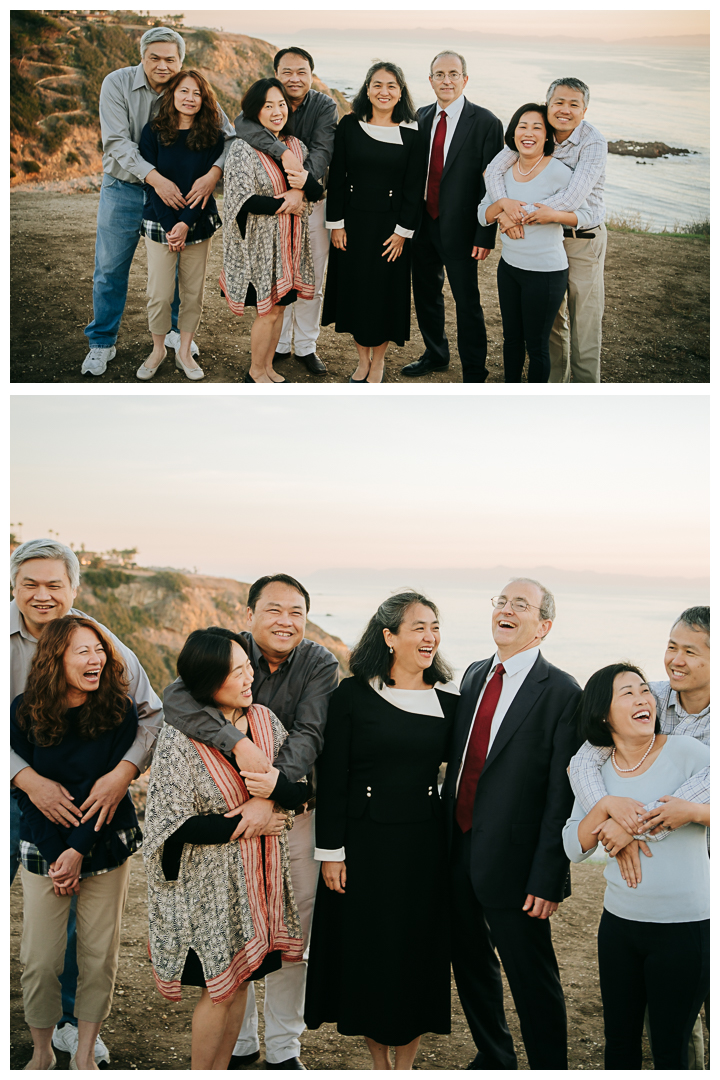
[10,190,709,384]
[10,854,707,1070]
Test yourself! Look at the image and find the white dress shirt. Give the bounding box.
[424,93,466,197]
[455,646,540,795]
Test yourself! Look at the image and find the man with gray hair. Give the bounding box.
[441,577,581,1068]
[82,26,235,377]
[10,539,163,1065]
[401,50,503,383]
[484,77,608,383]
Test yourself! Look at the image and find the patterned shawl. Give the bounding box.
[143,704,303,1003]
[220,135,315,316]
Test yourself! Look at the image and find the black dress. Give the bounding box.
[322,114,425,348]
[304,676,457,1046]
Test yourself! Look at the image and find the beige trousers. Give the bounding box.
[20,861,131,1028]
[548,223,607,383]
[145,236,212,335]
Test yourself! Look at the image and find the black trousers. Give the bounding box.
[496,258,568,383]
[412,210,489,383]
[598,909,709,1070]
[450,826,568,1070]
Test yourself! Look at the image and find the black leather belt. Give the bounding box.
[563,228,596,239]
[295,797,317,815]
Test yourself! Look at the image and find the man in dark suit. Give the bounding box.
[442,578,582,1069]
[402,51,503,383]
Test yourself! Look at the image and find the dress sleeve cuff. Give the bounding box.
[394,225,414,238]
[325,219,344,230]
[314,846,346,861]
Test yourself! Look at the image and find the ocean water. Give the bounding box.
[283,31,709,230]
[303,571,709,687]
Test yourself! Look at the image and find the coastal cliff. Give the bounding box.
[10,10,350,187]
[75,566,350,694]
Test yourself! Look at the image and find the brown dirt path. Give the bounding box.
[10,192,709,384]
[12,855,706,1070]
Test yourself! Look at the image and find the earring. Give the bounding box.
[388,645,394,655]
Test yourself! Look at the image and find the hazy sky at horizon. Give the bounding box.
[11,395,709,583]
[149,8,709,40]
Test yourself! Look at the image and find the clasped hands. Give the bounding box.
[493,197,558,241]
[222,738,286,839]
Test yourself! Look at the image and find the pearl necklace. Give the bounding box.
[516,155,544,177]
[612,732,656,773]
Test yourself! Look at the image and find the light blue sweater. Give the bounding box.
[478,157,595,272]
[563,735,709,923]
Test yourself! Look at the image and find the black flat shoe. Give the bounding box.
[401,355,450,376]
[228,1050,261,1069]
[266,1059,306,1070]
[348,374,368,383]
[298,352,327,374]
[244,373,256,383]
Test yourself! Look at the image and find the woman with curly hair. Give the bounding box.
[10,616,141,1071]
[322,62,425,383]
[304,592,459,1069]
[221,78,323,383]
[137,69,226,381]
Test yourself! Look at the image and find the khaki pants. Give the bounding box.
[549,223,607,383]
[145,236,212,335]
[20,861,131,1028]
[278,200,330,357]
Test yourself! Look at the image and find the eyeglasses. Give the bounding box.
[431,71,464,82]
[491,596,541,613]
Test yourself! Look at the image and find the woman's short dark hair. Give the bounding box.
[579,663,660,747]
[352,61,417,125]
[176,627,249,707]
[241,78,294,137]
[274,46,314,72]
[349,591,453,687]
[504,102,555,157]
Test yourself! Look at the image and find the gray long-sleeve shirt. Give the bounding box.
[10,600,162,779]
[99,62,235,184]
[163,632,339,782]
[234,88,338,185]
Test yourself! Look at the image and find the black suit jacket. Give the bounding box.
[417,97,504,256]
[442,652,582,909]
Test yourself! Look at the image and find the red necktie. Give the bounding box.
[425,110,447,220]
[455,663,505,833]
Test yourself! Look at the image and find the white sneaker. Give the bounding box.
[52,1024,79,1055]
[93,1034,110,1067]
[164,329,199,356]
[81,345,116,376]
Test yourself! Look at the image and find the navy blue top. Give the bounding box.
[10,694,140,869]
[139,123,225,234]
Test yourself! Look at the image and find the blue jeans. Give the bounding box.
[84,174,179,347]
[11,791,79,1024]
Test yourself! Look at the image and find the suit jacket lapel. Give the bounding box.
[481,653,549,774]
[442,99,474,180]
[452,658,493,761]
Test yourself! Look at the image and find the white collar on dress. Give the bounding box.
[358,118,419,143]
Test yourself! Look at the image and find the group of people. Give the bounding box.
[80,26,609,385]
[10,538,709,1070]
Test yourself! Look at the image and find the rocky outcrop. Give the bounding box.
[76,567,350,695]
[607,140,696,158]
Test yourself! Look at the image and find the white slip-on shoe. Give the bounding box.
[136,349,167,380]
[81,346,116,376]
[175,355,204,380]
[24,1051,56,1070]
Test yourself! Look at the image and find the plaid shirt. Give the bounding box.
[484,119,607,228]
[141,211,221,246]
[568,680,710,842]
[20,826,142,879]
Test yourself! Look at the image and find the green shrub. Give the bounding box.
[82,568,133,589]
[11,168,16,178]
[148,570,189,595]
[10,64,43,134]
[21,160,41,173]
[66,150,81,165]
[42,120,70,153]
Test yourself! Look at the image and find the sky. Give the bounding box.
[149,8,709,40]
[10,394,709,583]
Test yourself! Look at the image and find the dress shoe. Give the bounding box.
[401,354,449,376]
[244,372,256,383]
[273,350,291,363]
[228,1050,261,1069]
[266,1058,306,1070]
[348,373,368,383]
[297,352,327,375]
